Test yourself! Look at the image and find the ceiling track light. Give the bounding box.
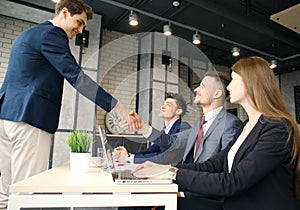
[163,23,172,36]
[270,60,277,69]
[172,0,181,7]
[192,31,201,45]
[129,10,138,26]
[232,47,240,56]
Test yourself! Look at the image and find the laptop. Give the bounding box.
[98,126,172,185]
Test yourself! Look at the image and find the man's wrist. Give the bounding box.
[142,126,152,138]
[126,154,134,163]
[140,123,150,134]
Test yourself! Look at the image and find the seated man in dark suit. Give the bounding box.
[113,92,191,164]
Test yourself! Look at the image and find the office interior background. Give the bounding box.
[0,0,299,167]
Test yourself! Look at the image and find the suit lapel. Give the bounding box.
[194,109,226,161]
[183,118,201,161]
[203,109,226,141]
[168,118,181,134]
[231,118,264,169]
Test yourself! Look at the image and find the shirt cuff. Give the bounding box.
[127,154,135,163]
[142,126,153,138]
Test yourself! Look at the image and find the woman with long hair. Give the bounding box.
[132,56,300,210]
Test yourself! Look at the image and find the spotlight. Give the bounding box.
[172,0,181,7]
[163,23,172,36]
[270,60,277,69]
[232,47,240,56]
[192,32,201,45]
[129,10,138,26]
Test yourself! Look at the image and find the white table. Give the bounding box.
[8,165,178,210]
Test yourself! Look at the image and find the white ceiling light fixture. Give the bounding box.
[163,23,172,36]
[232,47,240,56]
[270,60,277,69]
[269,44,278,69]
[51,0,60,3]
[192,32,201,45]
[172,0,181,7]
[129,10,138,26]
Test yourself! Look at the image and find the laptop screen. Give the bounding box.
[98,126,172,184]
[98,126,114,172]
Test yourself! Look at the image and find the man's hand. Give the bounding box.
[112,146,129,162]
[112,103,141,131]
[118,111,149,134]
[128,111,149,134]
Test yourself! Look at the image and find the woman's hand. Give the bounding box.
[132,161,172,179]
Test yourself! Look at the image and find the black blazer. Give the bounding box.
[175,115,298,210]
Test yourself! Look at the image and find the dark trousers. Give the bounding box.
[178,197,223,210]
[118,197,223,210]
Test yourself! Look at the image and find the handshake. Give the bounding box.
[112,102,150,134]
[111,102,151,163]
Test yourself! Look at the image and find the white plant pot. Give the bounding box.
[69,152,91,174]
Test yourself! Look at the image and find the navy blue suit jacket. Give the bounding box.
[0,21,117,133]
[133,119,191,163]
[175,116,298,210]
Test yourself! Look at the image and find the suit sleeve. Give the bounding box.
[134,144,161,157]
[175,121,292,197]
[133,121,191,164]
[176,140,232,172]
[146,128,191,149]
[220,116,242,150]
[40,27,117,112]
[134,130,190,164]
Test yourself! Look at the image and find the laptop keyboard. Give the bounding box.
[112,171,146,180]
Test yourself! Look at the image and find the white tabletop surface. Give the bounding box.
[9,165,178,194]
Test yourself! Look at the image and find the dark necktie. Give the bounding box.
[194,117,206,160]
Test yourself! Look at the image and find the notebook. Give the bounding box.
[98,126,172,185]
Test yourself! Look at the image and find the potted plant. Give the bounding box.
[67,130,92,174]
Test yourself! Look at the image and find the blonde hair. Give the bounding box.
[232,56,300,197]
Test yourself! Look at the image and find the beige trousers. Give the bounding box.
[0,120,51,209]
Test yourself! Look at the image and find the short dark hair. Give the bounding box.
[55,0,93,20]
[204,71,230,99]
[165,92,187,117]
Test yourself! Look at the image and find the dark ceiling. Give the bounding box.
[90,0,300,75]
[10,0,300,74]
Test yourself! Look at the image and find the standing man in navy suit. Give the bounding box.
[113,92,191,164]
[0,0,136,209]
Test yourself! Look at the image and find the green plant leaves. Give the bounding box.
[67,130,91,153]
